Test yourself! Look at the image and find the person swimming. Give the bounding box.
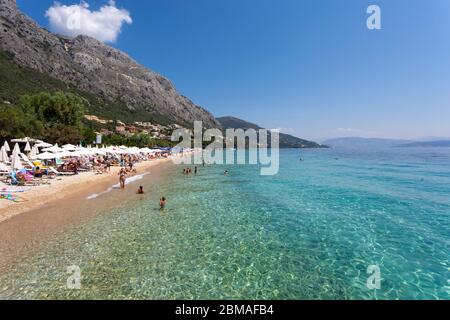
[224,170,229,175]
[137,186,144,194]
[159,197,167,211]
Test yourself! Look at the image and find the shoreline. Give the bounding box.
[0,158,172,224]
[0,157,177,271]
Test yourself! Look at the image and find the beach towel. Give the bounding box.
[9,172,19,185]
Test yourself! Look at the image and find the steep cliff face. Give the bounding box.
[0,0,220,128]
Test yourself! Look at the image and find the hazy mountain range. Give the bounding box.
[217,117,326,149]
[323,137,450,148]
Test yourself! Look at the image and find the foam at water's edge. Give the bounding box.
[86,194,99,200]
[86,173,149,200]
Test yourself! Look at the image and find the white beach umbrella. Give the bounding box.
[24,141,31,152]
[69,151,82,157]
[30,145,39,158]
[57,150,80,158]
[3,141,10,152]
[3,146,8,162]
[11,153,23,171]
[62,144,77,151]
[75,148,90,156]
[35,142,53,148]
[11,143,20,162]
[0,146,6,163]
[12,143,20,156]
[31,152,57,160]
[93,148,106,155]
[42,145,63,153]
[11,137,36,143]
[130,148,140,154]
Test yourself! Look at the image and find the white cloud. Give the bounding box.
[45,1,132,43]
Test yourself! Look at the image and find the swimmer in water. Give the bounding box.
[159,197,167,211]
[137,186,144,194]
[224,170,229,175]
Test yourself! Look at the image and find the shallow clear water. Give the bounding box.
[1,148,449,299]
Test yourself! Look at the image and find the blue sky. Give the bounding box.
[17,0,450,141]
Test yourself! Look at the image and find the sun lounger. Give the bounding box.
[49,167,75,176]
[20,153,35,169]
[4,172,49,186]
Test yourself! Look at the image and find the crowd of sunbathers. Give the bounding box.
[2,152,170,187]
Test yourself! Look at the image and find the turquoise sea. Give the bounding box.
[1,148,449,299]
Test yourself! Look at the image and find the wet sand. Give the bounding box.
[0,159,176,272]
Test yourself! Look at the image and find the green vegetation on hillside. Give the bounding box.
[0,91,85,143]
[0,51,172,125]
[0,91,177,147]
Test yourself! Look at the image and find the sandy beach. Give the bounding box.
[0,158,177,271]
[0,158,172,223]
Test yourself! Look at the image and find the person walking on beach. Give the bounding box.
[119,168,127,189]
[159,197,167,211]
[129,161,134,172]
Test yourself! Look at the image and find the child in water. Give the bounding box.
[137,186,144,194]
[159,197,167,211]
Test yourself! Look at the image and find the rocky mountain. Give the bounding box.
[0,0,220,128]
[217,116,326,148]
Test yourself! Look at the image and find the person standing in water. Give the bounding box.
[194,167,198,175]
[119,168,127,189]
[159,197,167,211]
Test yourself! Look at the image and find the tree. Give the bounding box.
[18,91,86,144]
[21,91,85,128]
[0,103,43,139]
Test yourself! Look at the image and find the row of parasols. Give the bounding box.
[0,137,178,172]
